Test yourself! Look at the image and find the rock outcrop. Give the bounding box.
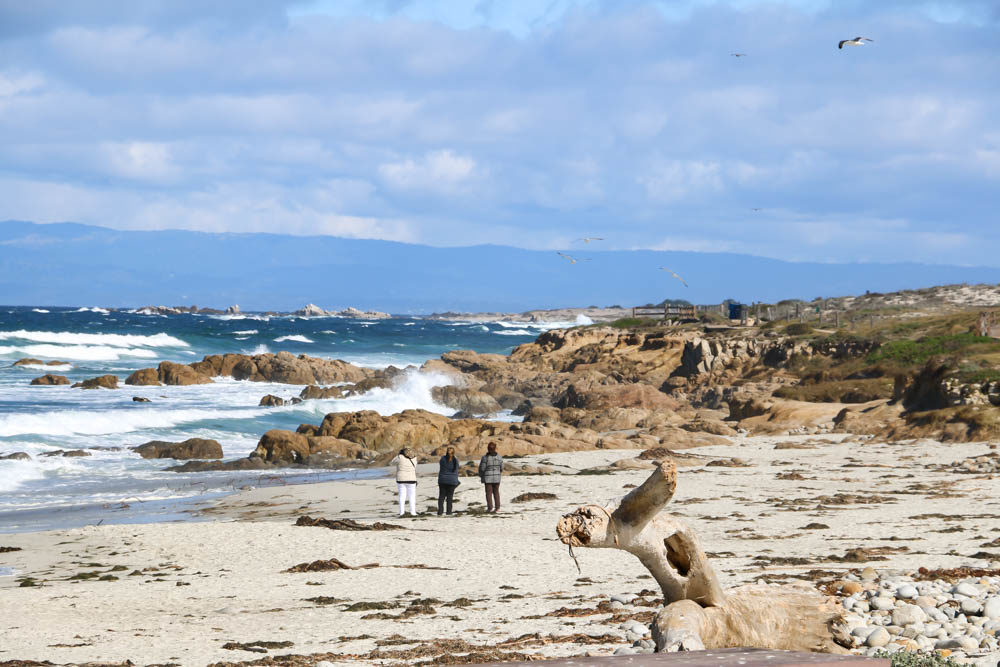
[14,358,69,367]
[431,386,502,415]
[30,374,70,385]
[132,439,224,460]
[127,352,372,387]
[72,375,119,389]
[259,394,285,406]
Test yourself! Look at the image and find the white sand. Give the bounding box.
[1,436,998,665]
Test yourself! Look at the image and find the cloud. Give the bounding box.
[0,1,996,267]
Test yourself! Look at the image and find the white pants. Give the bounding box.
[397,483,417,515]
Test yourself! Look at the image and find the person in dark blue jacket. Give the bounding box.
[437,446,460,515]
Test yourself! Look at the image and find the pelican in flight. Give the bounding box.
[558,252,590,265]
[659,267,688,287]
[730,52,747,57]
[576,237,604,243]
[838,36,873,49]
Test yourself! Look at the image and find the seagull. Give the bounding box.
[659,267,689,287]
[751,207,763,212]
[575,237,604,243]
[730,52,747,57]
[838,36,873,49]
[558,252,590,265]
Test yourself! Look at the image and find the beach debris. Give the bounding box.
[511,492,558,503]
[0,546,23,553]
[556,459,851,653]
[222,640,294,653]
[283,558,378,573]
[294,515,404,531]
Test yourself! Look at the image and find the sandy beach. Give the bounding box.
[2,435,998,665]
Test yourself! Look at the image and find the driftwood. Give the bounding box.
[556,459,850,653]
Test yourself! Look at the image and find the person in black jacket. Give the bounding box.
[437,446,460,515]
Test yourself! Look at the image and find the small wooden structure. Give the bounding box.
[632,304,697,320]
[979,311,1000,338]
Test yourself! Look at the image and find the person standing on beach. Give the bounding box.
[437,446,460,515]
[478,442,504,513]
[391,447,418,516]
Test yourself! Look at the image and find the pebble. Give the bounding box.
[935,636,980,652]
[962,599,984,615]
[609,600,625,611]
[955,583,982,597]
[985,597,1000,620]
[892,603,927,627]
[611,594,636,605]
[865,627,891,647]
[871,597,895,611]
[614,647,638,656]
[896,584,919,600]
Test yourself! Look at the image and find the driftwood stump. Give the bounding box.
[556,459,850,653]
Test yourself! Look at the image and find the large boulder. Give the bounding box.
[259,394,285,406]
[30,374,70,386]
[252,429,311,463]
[72,375,119,389]
[431,385,502,415]
[132,439,224,460]
[125,368,161,386]
[555,382,678,411]
[14,358,69,367]
[317,409,488,454]
[300,385,344,400]
[0,452,31,461]
[158,361,212,386]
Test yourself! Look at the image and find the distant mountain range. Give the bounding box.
[2,220,999,313]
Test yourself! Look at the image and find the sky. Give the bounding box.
[0,0,997,265]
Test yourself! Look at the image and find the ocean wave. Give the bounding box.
[0,344,158,361]
[274,335,314,344]
[232,330,258,335]
[31,308,50,313]
[403,322,416,326]
[75,307,110,314]
[492,329,533,336]
[208,314,271,322]
[11,362,73,371]
[320,330,337,334]
[0,406,267,438]
[245,344,270,355]
[0,329,188,348]
[575,314,594,325]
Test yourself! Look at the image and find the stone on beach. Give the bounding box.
[132,438,223,460]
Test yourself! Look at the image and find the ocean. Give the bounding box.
[0,306,586,533]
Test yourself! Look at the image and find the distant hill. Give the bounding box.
[2,220,999,313]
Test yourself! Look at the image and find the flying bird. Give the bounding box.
[838,36,873,49]
[659,267,689,287]
[576,237,604,243]
[751,207,763,212]
[558,252,590,265]
[730,52,747,57]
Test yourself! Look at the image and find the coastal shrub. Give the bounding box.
[784,322,814,336]
[872,650,961,667]
[868,333,1000,366]
[773,378,893,403]
[958,368,1000,384]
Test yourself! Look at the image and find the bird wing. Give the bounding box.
[857,36,873,41]
[838,40,847,49]
[557,252,572,260]
[672,272,689,287]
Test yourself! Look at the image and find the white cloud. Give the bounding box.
[101,141,177,183]
[378,149,480,193]
[637,159,722,203]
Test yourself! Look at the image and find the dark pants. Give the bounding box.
[438,484,456,515]
[484,482,500,512]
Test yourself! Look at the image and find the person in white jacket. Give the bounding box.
[391,447,418,516]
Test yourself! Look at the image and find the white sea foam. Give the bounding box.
[75,307,110,314]
[403,322,416,326]
[232,330,258,335]
[11,362,73,371]
[246,344,270,355]
[0,330,188,348]
[320,330,337,334]
[31,308,49,313]
[575,314,594,325]
[209,314,271,322]
[0,406,268,438]
[235,337,249,341]
[274,335,313,343]
[0,344,158,361]
[493,329,533,336]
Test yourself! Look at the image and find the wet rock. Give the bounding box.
[125,368,160,386]
[14,358,69,367]
[253,429,311,463]
[72,374,119,389]
[42,449,91,457]
[158,361,213,386]
[132,439,223,460]
[0,452,31,461]
[259,394,285,407]
[132,396,151,402]
[299,385,344,400]
[166,458,274,472]
[30,374,70,385]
